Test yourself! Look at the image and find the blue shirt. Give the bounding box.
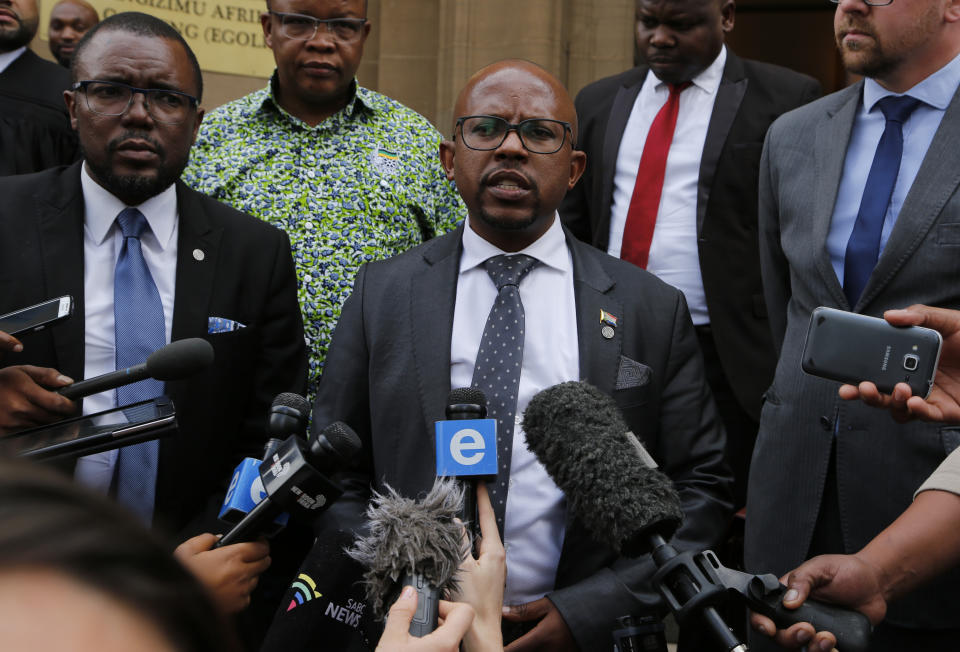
[827,51,960,286]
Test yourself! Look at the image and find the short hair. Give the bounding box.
[264,0,368,16]
[72,11,203,102]
[0,460,237,652]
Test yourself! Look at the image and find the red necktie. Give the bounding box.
[620,82,691,268]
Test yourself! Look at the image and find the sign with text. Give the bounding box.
[435,418,498,478]
[40,0,275,78]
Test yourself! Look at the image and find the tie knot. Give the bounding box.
[669,81,692,96]
[116,208,149,239]
[484,254,539,290]
[877,95,923,125]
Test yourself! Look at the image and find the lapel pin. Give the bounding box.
[193,248,205,261]
[600,310,618,339]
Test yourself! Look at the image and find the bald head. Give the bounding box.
[440,58,586,252]
[48,0,99,67]
[454,59,580,146]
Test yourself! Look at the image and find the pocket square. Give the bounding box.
[207,317,246,334]
[616,355,651,390]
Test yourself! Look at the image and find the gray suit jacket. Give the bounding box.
[309,226,732,649]
[747,81,960,629]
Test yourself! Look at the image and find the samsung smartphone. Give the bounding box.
[0,397,177,462]
[801,306,942,399]
[0,296,73,336]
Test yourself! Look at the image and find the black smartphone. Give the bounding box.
[0,397,177,462]
[801,306,942,399]
[0,296,73,336]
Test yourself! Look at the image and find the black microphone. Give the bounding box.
[347,478,467,637]
[523,381,872,652]
[216,415,362,548]
[443,387,488,550]
[522,380,682,555]
[269,392,312,437]
[57,338,214,400]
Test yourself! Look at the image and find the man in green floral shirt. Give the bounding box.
[184,0,465,398]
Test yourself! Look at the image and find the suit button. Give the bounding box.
[819,416,833,431]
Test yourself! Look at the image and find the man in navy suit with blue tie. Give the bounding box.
[0,12,307,615]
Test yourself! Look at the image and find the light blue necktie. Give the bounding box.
[113,207,165,524]
[843,95,923,307]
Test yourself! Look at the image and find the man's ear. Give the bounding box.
[261,11,274,47]
[439,139,456,182]
[64,89,79,131]
[946,0,960,23]
[567,149,586,190]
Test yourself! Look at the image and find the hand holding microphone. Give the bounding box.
[175,533,272,614]
[347,479,468,637]
[523,381,873,652]
[451,482,505,652]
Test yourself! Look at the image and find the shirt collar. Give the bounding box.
[460,213,570,274]
[863,49,960,112]
[650,44,727,96]
[260,72,372,125]
[80,163,178,249]
[0,47,26,75]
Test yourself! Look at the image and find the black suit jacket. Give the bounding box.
[560,51,821,420]
[0,49,77,176]
[0,163,308,535]
[308,226,732,649]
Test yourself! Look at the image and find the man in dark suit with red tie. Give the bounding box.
[561,0,821,510]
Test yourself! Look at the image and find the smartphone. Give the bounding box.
[0,397,177,461]
[801,306,942,399]
[0,296,73,336]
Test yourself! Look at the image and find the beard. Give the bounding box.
[0,15,37,51]
[473,166,543,232]
[81,131,187,206]
[835,4,941,80]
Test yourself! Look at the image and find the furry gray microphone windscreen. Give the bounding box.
[346,479,468,636]
[522,380,683,556]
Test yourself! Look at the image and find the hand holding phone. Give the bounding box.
[802,307,942,400]
[837,305,960,424]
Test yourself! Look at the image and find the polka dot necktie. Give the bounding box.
[470,253,539,532]
[113,208,166,525]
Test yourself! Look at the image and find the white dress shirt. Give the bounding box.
[607,46,727,325]
[450,215,578,605]
[74,163,179,492]
[0,46,25,74]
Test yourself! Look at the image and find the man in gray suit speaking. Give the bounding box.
[287,59,732,652]
[746,1,960,650]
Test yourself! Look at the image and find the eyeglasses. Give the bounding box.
[828,0,894,6]
[268,11,367,42]
[72,80,198,124]
[455,115,573,154]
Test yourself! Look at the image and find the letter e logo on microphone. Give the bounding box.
[435,418,498,477]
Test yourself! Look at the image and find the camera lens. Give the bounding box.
[903,354,919,372]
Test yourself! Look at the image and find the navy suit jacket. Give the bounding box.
[0,163,308,536]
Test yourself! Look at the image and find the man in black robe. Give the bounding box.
[0,0,77,175]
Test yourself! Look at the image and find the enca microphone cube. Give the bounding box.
[218,458,289,534]
[435,419,498,477]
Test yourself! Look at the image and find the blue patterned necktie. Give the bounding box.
[113,207,166,524]
[471,253,539,532]
[843,95,923,307]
